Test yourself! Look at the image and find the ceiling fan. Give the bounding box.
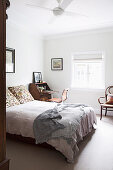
[26,0,87,18]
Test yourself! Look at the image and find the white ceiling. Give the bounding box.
[7,0,113,36]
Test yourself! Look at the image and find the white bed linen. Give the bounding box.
[6,100,57,138]
[6,100,96,162]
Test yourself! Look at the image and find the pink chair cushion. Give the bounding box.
[106,94,113,105]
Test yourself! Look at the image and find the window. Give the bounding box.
[71,52,105,89]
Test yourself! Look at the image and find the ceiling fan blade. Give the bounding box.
[64,11,88,18]
[26,4,52,11]
[59,0,74,9]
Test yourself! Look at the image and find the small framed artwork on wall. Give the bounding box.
[6,47,15,73]
[51,58,63,70]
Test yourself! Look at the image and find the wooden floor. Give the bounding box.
[6,115,113,170]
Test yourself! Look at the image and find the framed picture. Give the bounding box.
[33,72,42,83]
[6,47,15,73]
[51,58,63,70]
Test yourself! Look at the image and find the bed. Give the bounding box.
[6,99,97,163]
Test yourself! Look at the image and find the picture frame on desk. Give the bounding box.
[33,72,42,83]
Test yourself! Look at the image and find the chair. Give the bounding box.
[98,86,113,120]
[47,88,69,103]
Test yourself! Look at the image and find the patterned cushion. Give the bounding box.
[8,85,34,104]
[106,94,113,105]
[6,89,20,108]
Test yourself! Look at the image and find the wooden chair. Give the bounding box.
[47,88,69,103]
[98,86,113,120]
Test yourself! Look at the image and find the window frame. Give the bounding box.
[71,51,105,90]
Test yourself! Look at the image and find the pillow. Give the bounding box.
[106,94,113,105]
[8,85,34,104]
[6,89,20,108]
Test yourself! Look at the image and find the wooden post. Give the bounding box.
[0,0,9,169]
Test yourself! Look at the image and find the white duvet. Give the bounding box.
[6,100,96,162]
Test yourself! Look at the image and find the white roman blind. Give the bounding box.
[71,52,105,89]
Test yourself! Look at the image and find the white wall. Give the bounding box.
[44,29,113,113]
[6,23,113,114]
[6,22,44,87]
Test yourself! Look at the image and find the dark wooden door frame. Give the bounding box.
[0,0,10,169]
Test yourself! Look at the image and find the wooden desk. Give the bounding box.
[29,83,60,101]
